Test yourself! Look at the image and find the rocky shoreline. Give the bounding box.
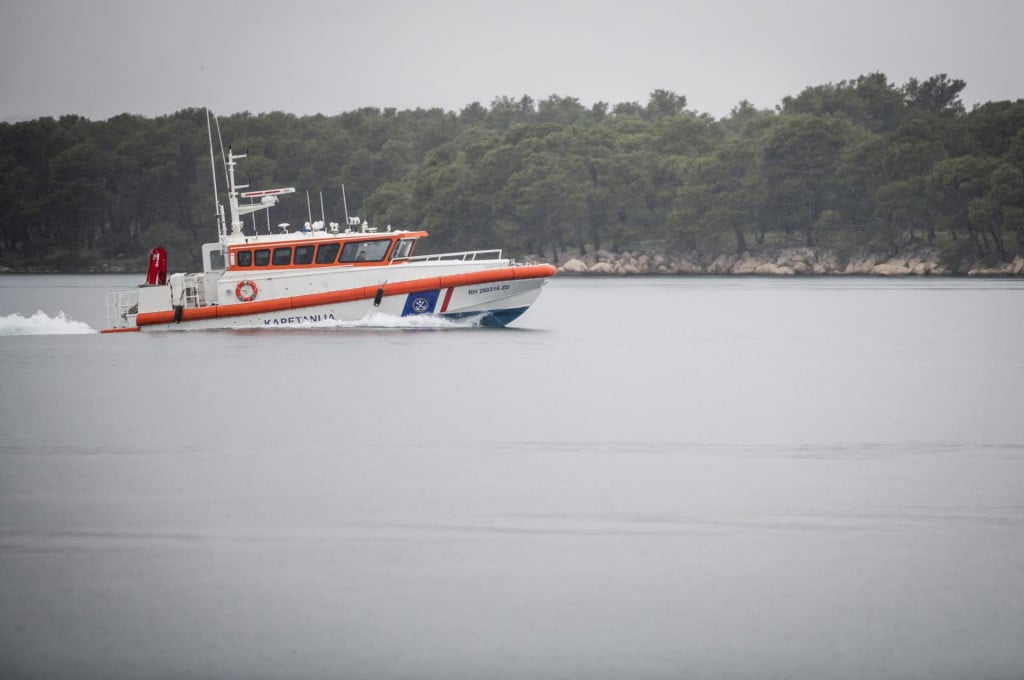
[4,246,1024,277]
[545,247,1024,277]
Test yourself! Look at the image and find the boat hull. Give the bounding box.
[128,270,550,331]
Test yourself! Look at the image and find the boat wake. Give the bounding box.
[0,311,97,336]
[289,311,481,331]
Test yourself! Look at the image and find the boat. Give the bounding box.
[103,117,556,332]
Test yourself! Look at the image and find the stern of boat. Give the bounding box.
[104,272,220,332]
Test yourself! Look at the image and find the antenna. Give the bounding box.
[319,191,326,223]
[306,190,312,223]
[214,115,228,196]
[206,109,226,239]
[342,184,350,226]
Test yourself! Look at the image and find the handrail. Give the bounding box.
[403,249,502,263]
[106,290,139,329]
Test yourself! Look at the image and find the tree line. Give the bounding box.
[1,73,1022,272]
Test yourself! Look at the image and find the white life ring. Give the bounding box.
[235,280,258,302]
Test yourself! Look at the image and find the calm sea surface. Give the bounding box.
[2,274,1023,679]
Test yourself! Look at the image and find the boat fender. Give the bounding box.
[235,280,258,302]
[373,287,384,307]
[173,305,184,323]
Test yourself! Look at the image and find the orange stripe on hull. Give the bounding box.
[136,264,556,327]
[100,326,141,333]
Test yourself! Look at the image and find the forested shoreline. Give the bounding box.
[2,73,1022,275]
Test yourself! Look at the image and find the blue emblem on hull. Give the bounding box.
[401,290,440,316]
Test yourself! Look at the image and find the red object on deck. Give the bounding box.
[146,246,167,285]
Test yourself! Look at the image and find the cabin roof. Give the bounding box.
[221,228,428,249]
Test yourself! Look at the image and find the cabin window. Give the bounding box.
[392,239,414,260]
[272,247,292,266]
[254,249,271,266]
[209,249,225,271]
[316,242,340,264]
[236,250,252,267]
[294,245,315,265]
[340,239,390,263]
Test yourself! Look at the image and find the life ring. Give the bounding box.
[235,280,258,302]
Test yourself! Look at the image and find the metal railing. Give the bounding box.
[105,290,139,329]
[404,249,503,263]
[181,274,207,308]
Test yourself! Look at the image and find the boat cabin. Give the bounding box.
[223,231,428,272]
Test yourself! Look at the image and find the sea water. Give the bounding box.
[2,274,1023,679]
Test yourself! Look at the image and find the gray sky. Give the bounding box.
[1,0,1022,122]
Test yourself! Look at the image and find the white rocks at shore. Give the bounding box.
[969,255,1024,277]
[549,248,1024,277]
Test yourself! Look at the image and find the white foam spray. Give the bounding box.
[0,311,96,336]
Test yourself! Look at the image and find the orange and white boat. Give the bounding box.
[104,122,555,332]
